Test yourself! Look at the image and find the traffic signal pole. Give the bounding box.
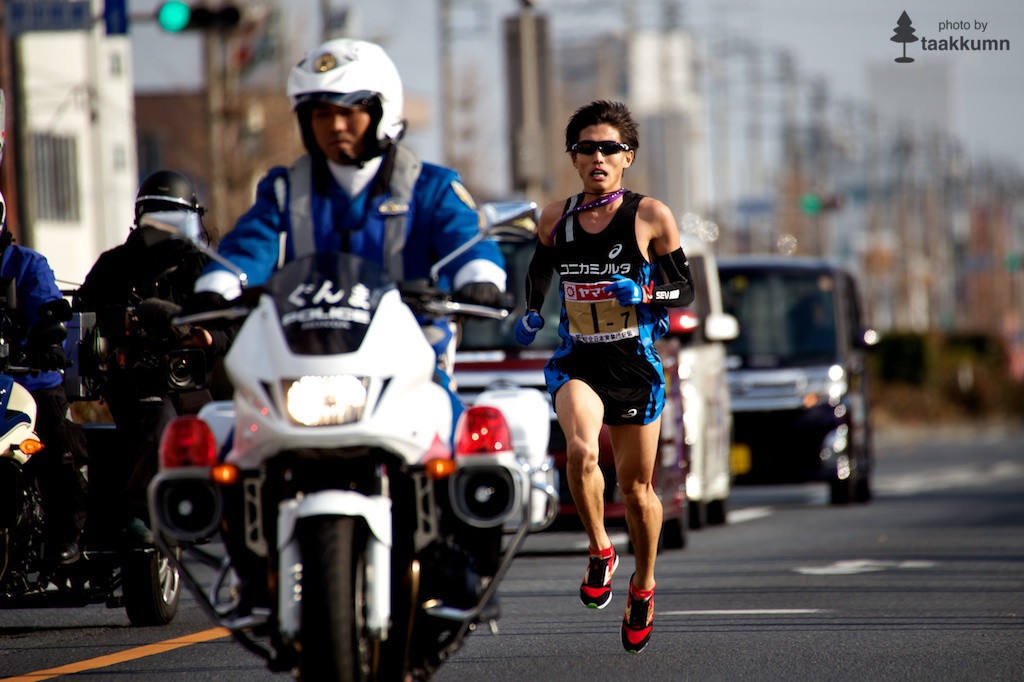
[204,29,229,236]
[153,2,242,235]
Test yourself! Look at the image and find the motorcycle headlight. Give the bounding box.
[284,375,370,426]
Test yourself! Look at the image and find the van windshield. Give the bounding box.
[459,240,562,351]
[719,266,838,368]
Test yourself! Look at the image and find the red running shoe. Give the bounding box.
[621,576,655,653]
[579,546,619,609]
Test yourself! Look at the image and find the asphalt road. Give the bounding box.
[2,423,1022,681]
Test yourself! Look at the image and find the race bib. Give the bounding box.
[563,281,639,343]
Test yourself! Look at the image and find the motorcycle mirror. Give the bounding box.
[480,201,539,241]
[138,211,249,289]
[429,201,538,283]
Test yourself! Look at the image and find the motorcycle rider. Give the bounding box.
[191,38,508,623]
[73,170,230,543]
[0,191,89,564]
[0,90,88,565]
[193,38,506,356]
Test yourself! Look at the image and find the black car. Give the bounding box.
[717,256,875,504]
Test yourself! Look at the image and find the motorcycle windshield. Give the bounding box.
[263,252,394,356]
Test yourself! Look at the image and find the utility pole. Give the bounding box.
[775,48,802,255]
[504,2,549,201]
[151,2,243,235]
[708,16,732,252]
[439,0,456,168]
[320,0,331,41]
[807,77,828,256]
[744,43,764,201]
[862,106,890,328]
[0,0,20,239]
[205,31,229,235]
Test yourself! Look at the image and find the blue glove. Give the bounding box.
[603,275,645,306]
[513,310,544,346]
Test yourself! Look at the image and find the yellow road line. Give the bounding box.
[1,627,231,681]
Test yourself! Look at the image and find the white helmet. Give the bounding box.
[287,39,405,160]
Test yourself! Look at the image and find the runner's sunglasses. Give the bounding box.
[570,140,632,155]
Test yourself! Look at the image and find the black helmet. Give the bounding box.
[135,170,204,223]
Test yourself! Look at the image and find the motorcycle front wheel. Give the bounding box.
[297,516,371,681]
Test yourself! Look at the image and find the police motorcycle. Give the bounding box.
[145,202,558,680]
[0,279,180,625]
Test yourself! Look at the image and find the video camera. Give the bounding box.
[64,307,207,401]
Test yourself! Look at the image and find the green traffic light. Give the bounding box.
[799,193,822,215]
[157,1,192,32]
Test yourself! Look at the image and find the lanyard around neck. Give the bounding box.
[549,188,627,243]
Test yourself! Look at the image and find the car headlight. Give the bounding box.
[801,364,848,408]
[284,375,369,426]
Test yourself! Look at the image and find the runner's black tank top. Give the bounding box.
[551,191,645,284]
[549,191,665,359]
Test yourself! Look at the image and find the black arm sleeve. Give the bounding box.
[649,247,695,307]
[524,242,557,312]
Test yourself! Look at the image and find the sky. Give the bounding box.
[129,0,1024,197]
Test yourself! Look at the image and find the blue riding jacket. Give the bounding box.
[197,150,504,293]
[0,243,65,392]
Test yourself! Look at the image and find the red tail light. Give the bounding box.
[668,309,699,334]
[160,416,218,468]
[455,406,512,456]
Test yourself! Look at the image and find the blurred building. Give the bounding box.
[135,89,303,241]
[868,60,955,137]
[625,27,709,220]
[134,86,431,240]
[1,0,137,288]
[860,60,1023,337]
[548,26,710,219]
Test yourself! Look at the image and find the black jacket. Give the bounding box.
[73,229,232,393]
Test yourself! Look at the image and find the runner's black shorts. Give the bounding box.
[544,347,665,426]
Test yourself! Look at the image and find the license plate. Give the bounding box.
[730,444,752,475]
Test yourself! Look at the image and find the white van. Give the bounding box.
[657,235,739,528]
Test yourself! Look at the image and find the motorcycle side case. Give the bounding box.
[471,387,557,531]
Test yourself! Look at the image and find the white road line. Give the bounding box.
[727,506,773,524]
[661,609,826,616]
[875,460,1024,496]
[794,559,937,575]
